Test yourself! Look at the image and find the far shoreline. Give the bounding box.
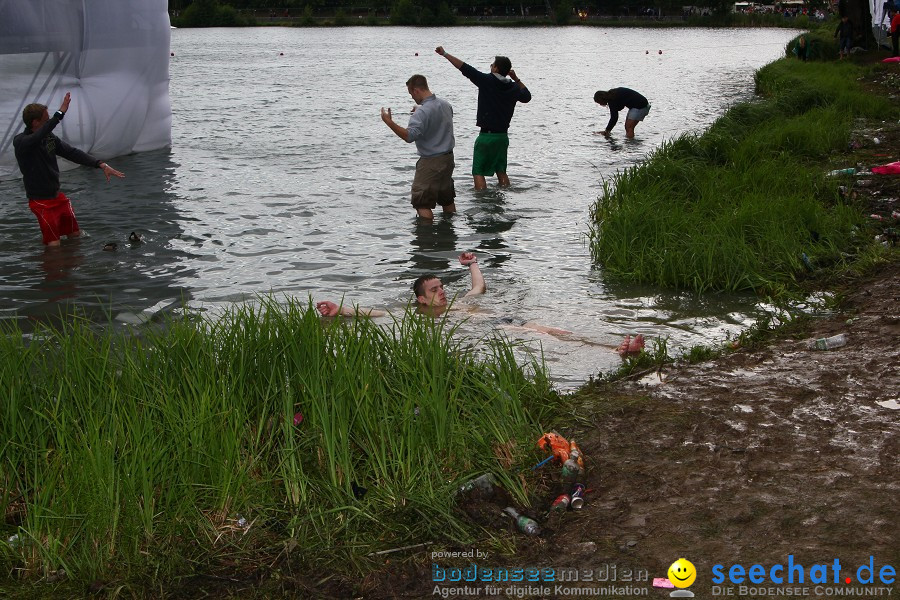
[171,10,817,29]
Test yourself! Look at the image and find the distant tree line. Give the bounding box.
[168,0,845,27]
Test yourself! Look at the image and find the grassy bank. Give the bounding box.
[589,45,898,295]
[0,299,561,592]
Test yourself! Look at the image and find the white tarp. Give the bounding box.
[0,0,172,178]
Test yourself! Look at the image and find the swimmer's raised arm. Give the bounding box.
[460,252,486,297]
[316,300,387,318]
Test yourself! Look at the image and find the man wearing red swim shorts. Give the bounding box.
[13,92,124,246]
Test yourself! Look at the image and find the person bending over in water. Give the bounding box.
[593,88,650,139]
[316,252,570,336]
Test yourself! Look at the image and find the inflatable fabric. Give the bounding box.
[0,0,172,178]
[872,161,900,175]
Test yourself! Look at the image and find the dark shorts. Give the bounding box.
[29,192,79,244]
[472,132,509,177]
[839,36,851,52]
[411,152,456,209]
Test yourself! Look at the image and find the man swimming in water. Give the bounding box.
[315,252,570,336]
[316,252,484,318]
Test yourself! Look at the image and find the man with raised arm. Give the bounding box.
[435,46,531,190]
[381,74,456,221]
[316,252,570,336]
[316,252,484,318]
[13,92,125,246]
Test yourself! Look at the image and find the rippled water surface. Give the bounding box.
[0,26,799,387]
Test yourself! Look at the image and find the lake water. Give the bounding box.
[0,26,800,387]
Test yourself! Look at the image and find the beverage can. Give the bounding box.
[551,494,571,512]
[570,483,586,509]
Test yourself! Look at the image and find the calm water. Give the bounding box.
[0,26,799,387]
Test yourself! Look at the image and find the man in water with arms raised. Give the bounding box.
[13,92,125,246]
[435,46,531,189]
[316,252,570,336]
[381,75,456,221]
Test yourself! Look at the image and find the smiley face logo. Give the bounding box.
[667,558,697,589]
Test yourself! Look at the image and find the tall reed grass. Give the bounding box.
[0,299,559,585]
[589,57,897,294]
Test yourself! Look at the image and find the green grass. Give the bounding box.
[0,299,562,588]
[589,53,898,295]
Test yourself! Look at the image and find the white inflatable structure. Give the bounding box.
[871,0,896,48]
[0,0,172,178]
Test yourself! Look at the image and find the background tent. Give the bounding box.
[0,0,171,178]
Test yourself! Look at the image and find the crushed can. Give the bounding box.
[551,494,571,512]
[570,483,586,509]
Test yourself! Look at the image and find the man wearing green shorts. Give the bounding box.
[436,46,531,190]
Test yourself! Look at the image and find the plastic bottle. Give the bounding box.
[807,333,848,351]
[561,458,583,478]
[503,507,541,535]
[827,168,857,176]
[568,440,585,470]
[458,473,495,494]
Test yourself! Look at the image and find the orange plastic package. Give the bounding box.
[537,432,570,464]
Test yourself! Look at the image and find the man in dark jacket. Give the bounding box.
[594,88,651,139]
[13,92,124,246]
[436,46,532,190]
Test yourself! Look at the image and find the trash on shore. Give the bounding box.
[570,483,586,509]
[503,507,541,536]
[871,161,900,175]
[827,167,857,176]
[458,473,496,495]
[807,333,847,351]
[537,431,570,464]
[550,493,571,512]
